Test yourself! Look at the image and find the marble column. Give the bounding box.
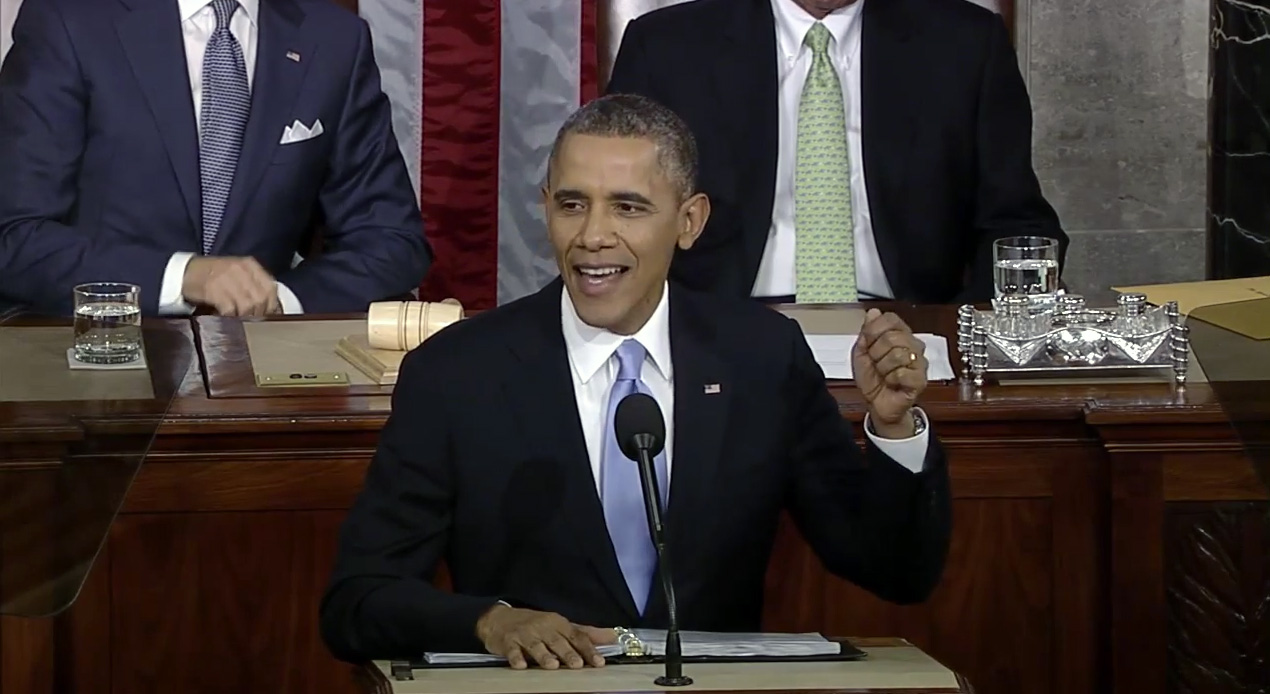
[1209,0,1270,278]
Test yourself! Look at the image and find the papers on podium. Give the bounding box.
[422,631,842,665]
[804,333,955,381]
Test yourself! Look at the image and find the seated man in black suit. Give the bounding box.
[319,94,951,668]
[606,0,1066,304]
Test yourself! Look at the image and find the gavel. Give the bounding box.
[366,298,465,352]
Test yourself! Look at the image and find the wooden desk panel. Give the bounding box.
[2,309,1263,694]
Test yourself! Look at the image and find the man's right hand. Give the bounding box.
[475,604,615,670]
[182,256,281,316]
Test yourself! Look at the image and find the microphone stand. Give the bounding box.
[631,433,692,687]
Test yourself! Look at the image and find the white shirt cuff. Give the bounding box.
[863,407,931,474]
[276,281,304,314]
[157,252,196,315]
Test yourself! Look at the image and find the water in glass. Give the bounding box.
[993,236,1060,311]
[993,258,1059,301]
[73,290,142,364]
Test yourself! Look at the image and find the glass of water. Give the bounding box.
[993,236,1060,311]
[73,283,142,364]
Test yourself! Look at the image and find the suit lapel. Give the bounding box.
[860,0,919,291]
[504,282,642,622]
[116,0,202,239]
[640,288,731,622]
[716,0,780,272]
[212,0,314,253]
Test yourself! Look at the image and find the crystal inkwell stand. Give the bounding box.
[956,293,1191,387]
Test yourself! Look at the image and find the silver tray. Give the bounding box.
[956,293,1190,386]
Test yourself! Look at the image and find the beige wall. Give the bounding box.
[1021,0,1209,299]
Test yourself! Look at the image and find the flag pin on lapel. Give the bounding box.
[286,50,301,62]
[704,384,721,394]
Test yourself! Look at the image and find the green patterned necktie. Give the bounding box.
[794,22,857,303]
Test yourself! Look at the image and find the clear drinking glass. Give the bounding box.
[993,236,1060,311]
[73,283,142,364]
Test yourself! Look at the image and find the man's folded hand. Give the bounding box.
[182,256,282,316]
[475,604,615,670]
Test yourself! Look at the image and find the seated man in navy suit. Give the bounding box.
[319,94,950,668]
[0,0,429,316]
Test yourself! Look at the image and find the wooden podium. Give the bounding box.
[354,639,974,694]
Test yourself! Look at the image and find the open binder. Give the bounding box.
[395,631,867,674]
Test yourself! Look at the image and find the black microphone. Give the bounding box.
[614,392,692,687]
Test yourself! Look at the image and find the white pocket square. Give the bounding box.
[279,119,324,145]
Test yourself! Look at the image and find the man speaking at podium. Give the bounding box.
[0,0,428,316]
[320,94,951,668]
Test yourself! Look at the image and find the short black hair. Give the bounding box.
[548,93,698,200]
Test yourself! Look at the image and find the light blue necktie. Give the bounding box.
[199,0,251,255]
[600,339,669,615]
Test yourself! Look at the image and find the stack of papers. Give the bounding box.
[804,334,955,381]
[422,631,839,665]
[626,630,839,657]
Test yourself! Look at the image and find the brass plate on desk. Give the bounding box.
[242,320,379,387]
[255,371,349,387]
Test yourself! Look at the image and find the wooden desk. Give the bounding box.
[354,639,973,694]
[1,306,1264,694]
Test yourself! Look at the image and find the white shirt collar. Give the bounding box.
[770,0,864,63]
[178,0,259,26]
[561,283,673,386]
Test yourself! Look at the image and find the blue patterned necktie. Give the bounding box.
[600,339,669,615]
[199,0,251,255]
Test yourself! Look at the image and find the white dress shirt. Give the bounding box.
[560,284,929,498]
[752,0,894,301]
[157,0,303,315]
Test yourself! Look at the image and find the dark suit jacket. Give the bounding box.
[319,279,951,662]
[0,0,430,315]
[606,0,1066,304]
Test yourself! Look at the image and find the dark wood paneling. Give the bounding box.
[1050,450,1108,694]
[62,541,112,694]
[108,511,349,694]
[0,618,54,694]
[1109,448,1167,694]
[1099,422,1266,694]
[1164,452,1269,501]
[824,499,1054,694]
[1165,503,1270,694]
[1163,503,1264,691]
[122,456,370,513]
[760,437,1099,694]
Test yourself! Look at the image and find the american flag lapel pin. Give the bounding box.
[286,50,301,62]
[704,384,721,394]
